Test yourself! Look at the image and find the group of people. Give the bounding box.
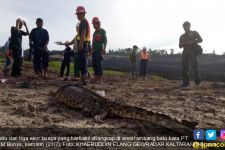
[2,6,107,85]
[56,6,107,85]
[129,46,150,80]
[3,18,49,78]
[129,21,203,87]
[1,5,202,87]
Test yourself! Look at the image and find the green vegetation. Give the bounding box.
[102,69,127,77]
[48,61,127,77]
[151,75,166,81]
[48,61,63,73]
[0,58,127,77]
[0,57,3,67]
[108,48,169,56]
[0,57,168,80]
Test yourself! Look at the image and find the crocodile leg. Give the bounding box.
[94,112,108,123]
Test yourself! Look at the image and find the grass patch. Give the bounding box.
[48,61,127,77]
[23,60,32,65]
[48,61,62,72]
[151,75,166,81]
[0,57,4,68]
[104,69,127,77]
[2,59,165,79]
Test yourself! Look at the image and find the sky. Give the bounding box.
[0,0,225,54]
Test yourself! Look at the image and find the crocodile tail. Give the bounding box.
[110,104,197,135]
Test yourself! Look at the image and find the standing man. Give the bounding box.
[129,45,139,79]
[91,17,107,84]
[10,18,29,77]
[139,47,150,80]
[179,21,203,87]
[75,6,91,85]
[29,18,49,78]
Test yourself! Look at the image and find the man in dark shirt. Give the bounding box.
[10,18,29,77]
[179,21,203,88]
[129,45,139,79]
[29,18,49,78]
[60,42,73,79]
[75,6,91,85]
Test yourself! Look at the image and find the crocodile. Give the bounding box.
[55,84,198,135]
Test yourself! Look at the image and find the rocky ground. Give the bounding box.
[0,64,225,149]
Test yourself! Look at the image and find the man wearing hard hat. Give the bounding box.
[91,17,107,84]
[75,6,91,85]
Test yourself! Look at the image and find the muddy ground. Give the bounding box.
[0,65,225,149]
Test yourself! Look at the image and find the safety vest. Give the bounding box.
[78,18,91,42]
[140,51,150,60]
[76,34,80,41]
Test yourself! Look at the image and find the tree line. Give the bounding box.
[108,48,177,56]
[1,46,224,58]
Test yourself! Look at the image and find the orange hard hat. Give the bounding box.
[75,6,86,14]
[92,17,100,24]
